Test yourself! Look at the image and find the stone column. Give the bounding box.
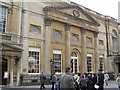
[10,56,14,86]
[80,27,87,73]
[64,23,71,67]
[93,31,99,72]
[44,18,52,74]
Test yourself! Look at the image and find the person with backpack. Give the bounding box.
[51,72,57,90]
[80,75,87,90]
[75,73,81,90]
[116,73,120,90]
[87,73,94,90]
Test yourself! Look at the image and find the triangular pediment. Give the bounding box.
[44,5,100,26]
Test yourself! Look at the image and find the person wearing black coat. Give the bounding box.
[98,69,104,90]
[93,73,97,90]
[87,73,94,90]
[40,72,46,89]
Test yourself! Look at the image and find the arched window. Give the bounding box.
[72,34,79,41]
[86,37,92,44]
[53,30,62,38]
[112,30,117,51]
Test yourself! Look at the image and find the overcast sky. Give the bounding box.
[70,0,119,20]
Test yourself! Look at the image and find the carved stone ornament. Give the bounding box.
[44,18,52,26]
[73,10,80,17]
[64,23,71,31]
[93,31,99,38]
[80,27,86,35]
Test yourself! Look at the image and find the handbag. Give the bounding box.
[94,84,99,89]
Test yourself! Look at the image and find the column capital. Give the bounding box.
[64,23,71,31]
[93,31,99,38]
[44,18,52,26]
[80,27,86,35]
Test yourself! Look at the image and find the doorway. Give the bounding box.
[2,58,8,85]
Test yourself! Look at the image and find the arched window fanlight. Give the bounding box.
[86,37,92,43]
[71,52,77,57]
[54,30,62,38]
[72,34,79,41]
[112,30,117,37]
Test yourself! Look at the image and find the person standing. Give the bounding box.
[98,69,104,90]
[58,67,75,90]
[40,72,46,89]
[51,72,57,90]
[80,75,87,90]
[87,73,94,90]
[104,72,109,86]
[116,73,120,90]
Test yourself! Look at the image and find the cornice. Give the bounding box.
[43,5,100,26]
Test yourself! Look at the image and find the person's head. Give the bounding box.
[98,69,102,73]
[65,67,71,74]
[118,73,120,76]
[42,72,44,74]
[78,73,81,76]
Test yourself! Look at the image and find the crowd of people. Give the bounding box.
[40,67,110,90]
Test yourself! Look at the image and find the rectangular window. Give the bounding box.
[28,47,40,74]
[53,50,62,74]
[99,55,104,71]
[0,6,7,33]
[87,54,92,72]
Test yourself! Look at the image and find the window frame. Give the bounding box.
[28,47,40,74]
[53,49,62,74]
[87,54,93,73]
[99,55,104,71]
[111,30,117,51]
[0,6,7,33]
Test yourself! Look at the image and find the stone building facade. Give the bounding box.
[0,0,119,85]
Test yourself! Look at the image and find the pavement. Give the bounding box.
[0,80,119,90]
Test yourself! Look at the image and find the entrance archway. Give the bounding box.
[2,58,8,85]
